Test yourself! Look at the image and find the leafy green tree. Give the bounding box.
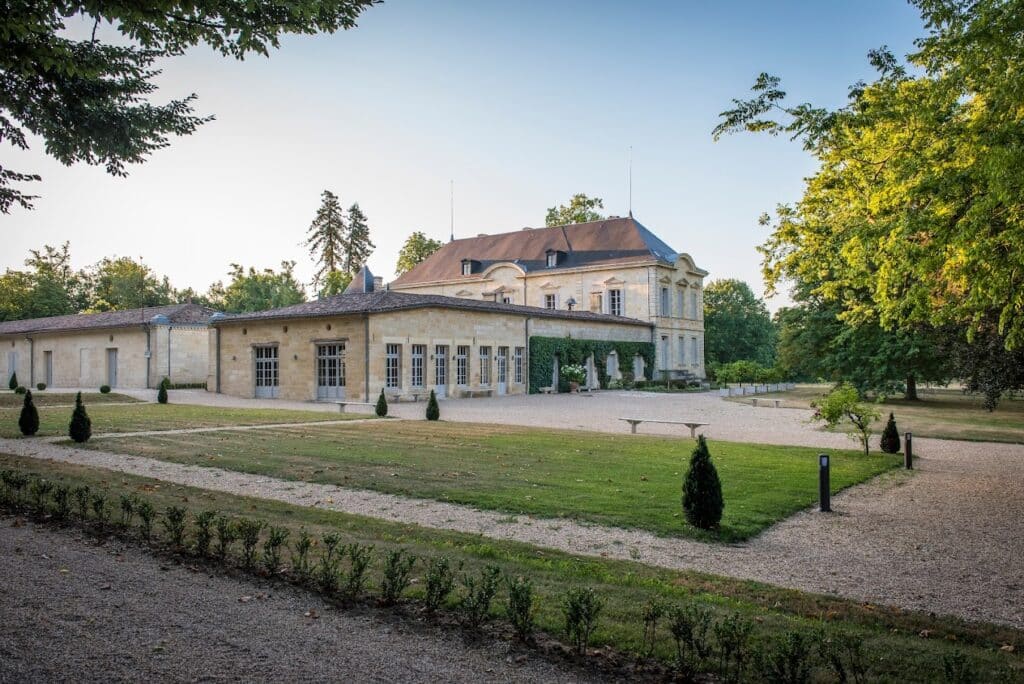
[395,231,443,275]
[306,190,347,290]
[0,243,90,321]
[545,193,605,227]
[19,390,40,436]
[681,435,723,530]
[69,392,92,443]
[343,203,374,274]
[88,256,174,311]
[715,1,1024,350]
[321,270,353,297]
[703,279,776,366]
[943,320,1024,411]
[217,262,306,313]
[812,383,880,456]
[0,1,378,212]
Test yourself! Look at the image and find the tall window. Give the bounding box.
[514,347,524,383]
[385,344,402,389]
[501,295,512,304]
[456,345,469,386]
[544,293,556,310]
[461,261,472,275]
[690,337,698,366]
[590,292,603,313]
[410,344,425,388]
[546,252,557,267]
[678,336,686,365]
[660,287,669,316]
[690,290,698,319]
[479,346,492,385]
[609,289,623,316]
[676,288,685,318]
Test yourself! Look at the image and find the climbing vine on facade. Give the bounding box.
[528,336,654,393]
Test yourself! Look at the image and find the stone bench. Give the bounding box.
[461,388,494,399]
[333,401,375,413]
[619,418,709,438]
[750,398,783,408]
[538,386,555,394]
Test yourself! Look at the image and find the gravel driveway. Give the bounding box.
[0,520,596,684]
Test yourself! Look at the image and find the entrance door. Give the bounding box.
[434,345,448,398]
[6,351,16,386]
[106,349,118,388]
[254,346,279,398]
[44,351,53,387]
[316,343,345,400]
[496,346,508,395]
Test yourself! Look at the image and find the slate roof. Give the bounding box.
[343,265,376,294]
[212,291,652,327]
[391,216,685,287]
[0,303,215,336]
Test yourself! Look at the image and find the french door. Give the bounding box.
[254,346,279,398]
[434,345,448,398]
[316,343,345,400]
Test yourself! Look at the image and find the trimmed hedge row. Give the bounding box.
[528,336,655,394]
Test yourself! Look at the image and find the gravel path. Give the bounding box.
[0,520,597,683]
[3,433,1023,629]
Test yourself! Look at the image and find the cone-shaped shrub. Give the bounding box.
[880,412,900,454]
[157,379,169,405]
[8,372,17,390]
[375,388,388,417]
[426,390,440,421]
[69,392,92,443]
[19,390,39,436]
[682,435,724,530]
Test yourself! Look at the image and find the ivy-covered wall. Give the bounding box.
[528,336,655,393]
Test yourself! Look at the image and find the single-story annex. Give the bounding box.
[208,273,655,402]
[0,303,213,390]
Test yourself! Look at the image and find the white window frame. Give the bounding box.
[609,289,623,317]
[456,345,469,386]
[479,346,492,386]
[678,336,686,365]
[410,344,425,388]
[514,346,524,384]
[543,293,556,310]
[690,290,699,319]
[660,287,670,316]
[385,343,402,389]
[690,337,699,367]
[546,252,557,267]
[676,287,685,318]
[461,262,472,276]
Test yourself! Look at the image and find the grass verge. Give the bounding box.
[0,391,141,408]
[88,420,897,541]
[1,452,1019,682]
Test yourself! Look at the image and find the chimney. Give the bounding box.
[373,276,384,291]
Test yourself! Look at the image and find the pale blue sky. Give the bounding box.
[5,1,925,308]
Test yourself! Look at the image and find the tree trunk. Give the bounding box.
[905,374,919,401]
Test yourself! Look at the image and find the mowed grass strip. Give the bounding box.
[91,420,897,541]
[2,452,1019,682]
[731,385,1024,444]
[0,391,141,408]
[0,403,363,439]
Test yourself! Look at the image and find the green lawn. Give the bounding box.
[89,420,897,541]
[0,391,141,408]
[730,384,1024,444]
[0,403,363,438]
[1,452,1019,682]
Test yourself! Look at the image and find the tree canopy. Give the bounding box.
[395,231,443,275]
[714,0,1024,351]
[1,1,378,212]
[214,262,307,313]
[89,257,175,311]
[343,203,374,274]
[545,194,605,227]
[702,279,776,367]
[306,190,347,290]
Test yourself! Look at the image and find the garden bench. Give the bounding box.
[538,386,554,394]
[461,388,494,399]
[751,398,783,408]
[619,418,709,438]
[333,401,375,413]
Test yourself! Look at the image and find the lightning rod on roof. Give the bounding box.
[628,146,633,218]
[450,179,454,242]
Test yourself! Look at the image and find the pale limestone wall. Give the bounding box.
[393,255,707,376]
[0,329,151,389]
[1,338,32,387]
[151,325,209,386]
[210,306,651,401]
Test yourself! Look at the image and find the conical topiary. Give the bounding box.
[157,377,169,404]
[375,388,388,417]
[19,389,39,436]
[879,412,900,454]
[682,435,724,530]
[425,389,440,421]
[8,372,18,391]
[69,391,92,443]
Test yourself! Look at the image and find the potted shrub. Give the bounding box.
[560,363,587,392]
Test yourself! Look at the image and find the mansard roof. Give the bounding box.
[391,216,684,286]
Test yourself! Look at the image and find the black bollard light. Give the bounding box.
[819,453,831,512]
[905,432,913,470]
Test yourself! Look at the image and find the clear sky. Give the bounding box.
[5,1,925,309]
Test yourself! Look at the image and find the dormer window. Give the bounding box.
[460,259,479,276]
[545,249,565,268]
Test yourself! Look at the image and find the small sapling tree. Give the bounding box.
[812,383,880,456]
[682,435,724,530]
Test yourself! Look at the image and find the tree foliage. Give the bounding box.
[395,231,443,275]
[343,203,374,275]
[425,389,440,421]
[375,388,388,417]
[0,1,378,212]
[214,262,306,313]
[880,412,900,454]
[89,257,175,311]
[19,390,40,436]
[703,279,776,366]
[306,190,347,290]
[681,435,724,530]
[715,1,1024,350]
[812,383,880,456]
[69,392,92,443]
[544,193,605,227]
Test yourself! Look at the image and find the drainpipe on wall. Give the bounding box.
[363,313,370,402]
[145,325,151,389]
[524,316,531,394]
[215,326,222,394]
[26,337,34,386]
[167,326,172,383]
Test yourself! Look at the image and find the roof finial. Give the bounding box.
[627,146,633,218]
[449,179,454,242]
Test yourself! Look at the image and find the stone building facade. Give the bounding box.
[0,303,212,390]
[208,288,652,402]
[390,216,708,379]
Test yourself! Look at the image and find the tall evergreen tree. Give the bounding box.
[343,203,375,274]
[306,190,347,290]
[19,389,39,436]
